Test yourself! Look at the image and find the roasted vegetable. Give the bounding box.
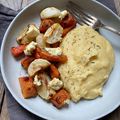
[60,14,76,28]
[62,24,76,37]
[36,72,50,100]
[17,24,39,45]
[28,59,51,77]
[40,7,61,19]
[50,42,60,48]
[11,45,26,57]
[50,64,60,79]
[40,19,54,33]
[44,23,63,44]
[50,89,70,108]
[19,77,37,98]
[21,56,35,69]
[36,34,46,48]
[34,47,68,63]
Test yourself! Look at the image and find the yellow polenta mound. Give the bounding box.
[59,25,114,102]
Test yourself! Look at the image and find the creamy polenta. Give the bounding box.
[59,25,114,102]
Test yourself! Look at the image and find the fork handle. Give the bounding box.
[102,25,120,35]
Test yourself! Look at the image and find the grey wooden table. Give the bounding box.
[0,0,120,120]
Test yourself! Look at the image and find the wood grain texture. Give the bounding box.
[0,0,120,120]
[0,95,9,120]
[0,80,5,112]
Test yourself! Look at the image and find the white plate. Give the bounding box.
[1,0,120,120]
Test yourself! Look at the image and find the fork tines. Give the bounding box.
[67,1,97,26]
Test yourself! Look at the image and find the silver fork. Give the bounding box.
[67,1,120,36]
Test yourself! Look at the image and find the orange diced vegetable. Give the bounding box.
[35,47,68,63]
[11,45,26,57]
[50,42,60,48]
[21,57,35,69]
[40,19,54,33]
[50,89,70,108]
[19,77,37,99]
[50,64,60,79]
[60,14,77,28]
[62,24,76,37]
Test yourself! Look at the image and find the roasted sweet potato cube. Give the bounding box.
[35,47,68,63]
[50,64,60,79]
[40,19,54,33]
[62,24,76,37]
[50,42,60,48]
[11,45,26,57]
[60,14,77,28]
[19,77,37,98]
[50,89,70,108]
[21,57,35,69]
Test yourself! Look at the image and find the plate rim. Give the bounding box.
[1,0,120,120]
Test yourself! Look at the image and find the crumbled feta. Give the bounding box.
[59,10,69,20]
[64,99,70,105]
[24,41,37,55]
[45,47,62,56]
[40,7,61,19]
[48,78,63,91]
[49,89,56,96]
[33,75,42,86]
[44,23,63,44]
